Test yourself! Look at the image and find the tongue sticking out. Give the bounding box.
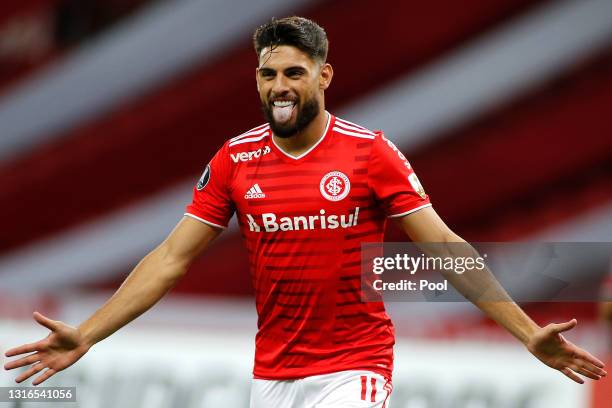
[272,104,294,124]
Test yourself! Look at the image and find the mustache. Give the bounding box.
[267,95,299,103]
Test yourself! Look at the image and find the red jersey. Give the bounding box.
[186,112,431,380]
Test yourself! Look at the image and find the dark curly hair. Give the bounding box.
[253,16,328,63]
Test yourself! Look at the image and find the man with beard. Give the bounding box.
[4,16,607,408]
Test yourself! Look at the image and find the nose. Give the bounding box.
[271,74,291,97]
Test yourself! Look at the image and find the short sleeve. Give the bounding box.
[185,143,235,228]
[368,132,431,217]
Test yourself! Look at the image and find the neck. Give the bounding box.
[272,110,329,157]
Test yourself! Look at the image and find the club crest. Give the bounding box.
[320,171,350,202]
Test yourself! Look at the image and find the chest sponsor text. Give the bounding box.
[245,207,360,232]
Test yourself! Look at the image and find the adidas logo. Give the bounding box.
[245,184,266,199]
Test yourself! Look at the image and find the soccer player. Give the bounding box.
[3,16,607,407]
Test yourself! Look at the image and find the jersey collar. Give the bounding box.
[271,111,334,163]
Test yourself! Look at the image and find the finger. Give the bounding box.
[3,353,40,370]
[561,367,584,384]
[575,349,606,370]
[570,364,601,381]
[576,360,607,377]
[15,362,45,384]
[4,340,45,357]
[33,368,56,386]
[551,319,577,334]
[33,311,59,331]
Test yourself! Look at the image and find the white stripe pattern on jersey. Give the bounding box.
[334,117,376,139]
[228,131,270,147]
[333,126,375,139]
[229,123,269,142]
[335,117,374,131]
[335,118,375,135]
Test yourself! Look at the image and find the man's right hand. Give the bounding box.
[3,311,91,386]
[3,217,221,386]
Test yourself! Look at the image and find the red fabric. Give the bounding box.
[367,126,431,217]
[186,114,429,379]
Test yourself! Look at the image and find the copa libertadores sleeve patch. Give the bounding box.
[196,164,211,190]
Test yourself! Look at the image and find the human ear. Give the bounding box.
[319,63,333,90]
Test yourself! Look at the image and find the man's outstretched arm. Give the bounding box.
[393,206,607,384]
[3,216,222,385]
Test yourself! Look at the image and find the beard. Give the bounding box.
[262,95,320,138]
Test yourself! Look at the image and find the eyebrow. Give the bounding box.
[258,66,308,75]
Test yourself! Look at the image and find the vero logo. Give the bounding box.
[231,146,271,163]
[245,184,266,199]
